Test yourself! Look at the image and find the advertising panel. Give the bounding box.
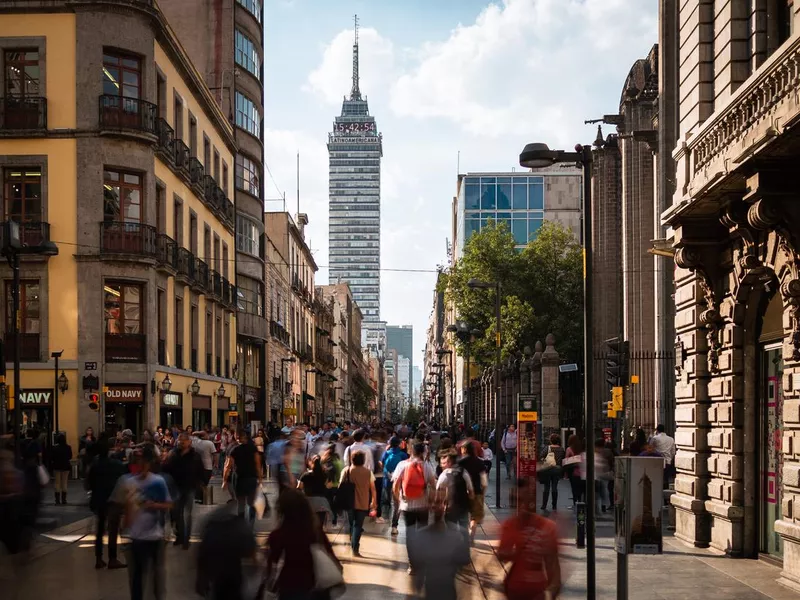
[517,406,537,513]
[614,456,664,554]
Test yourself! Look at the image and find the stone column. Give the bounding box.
[541,334,560,435]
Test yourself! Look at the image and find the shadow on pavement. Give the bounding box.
[340,582,415,600]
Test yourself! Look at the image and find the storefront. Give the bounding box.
[104,384,144,437]
[217,396,231,428]
[160,392,183,430]
[192,395,212,430]
[19,388,53,439]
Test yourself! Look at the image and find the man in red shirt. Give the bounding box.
[498,478,561,600]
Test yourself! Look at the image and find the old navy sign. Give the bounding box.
[19,389,53,406]
[105,386,144,402]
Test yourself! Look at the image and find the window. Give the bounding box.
[204,136,211,170]
[175,296,184,355]
[173,197,183,245]
[237,276,263,316]
[103,51,141,98]
[213,149,220,182]
[236,0,262,22]
[189,114,198,157]
[155,183,165,233]
[189,211,198,254]
[529,181,544,209]
[104,282,142,334]
[236,214,260,256]
[103,169,142,223]
[235,92,260,137]
[204,224,211,262]
[156,73,166,117]
[174,95,184,140]
[5,280,39,333]
[235,154,260,196]
[5,50,39,97]
[235,30,261,79]
[4,167,41,222]
[222,162,229,195]
[222,243,229,279]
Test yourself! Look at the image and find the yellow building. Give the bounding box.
[0,1,238,445]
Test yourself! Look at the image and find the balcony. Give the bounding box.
[0,97,46,130]
[105,333,146,363]
[158,338,166,365]
[155,118,175,163]
[173,139,190,171]
[100,221,157,259]
[4,332,40,362]
[175,343,184,369]
[196,258,210,291]
[203,175,217,205]
[188,157,204,186]
[211,270,223,298]
[270,320,290,346]
[0,221,52,250]
[99,95,156,136]
[176,247,196,282]
[156,233,178,270]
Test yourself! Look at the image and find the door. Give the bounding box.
[760,343,784,558]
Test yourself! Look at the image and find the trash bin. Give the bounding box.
[70,459,79,480]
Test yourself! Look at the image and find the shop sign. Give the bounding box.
[105,386,143,402]
[245,388,258,403]
[162,393,181,407]
[283,407,297,416]
[245,402,256,412]
[19,389,53,406]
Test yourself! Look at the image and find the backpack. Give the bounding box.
[335,467,356,511]
[401,461,427,500]
[449,467,471,514]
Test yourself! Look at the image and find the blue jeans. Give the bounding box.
[348,509,368,552]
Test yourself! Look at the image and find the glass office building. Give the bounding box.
[327,27,383,323]
[456,170,582,256]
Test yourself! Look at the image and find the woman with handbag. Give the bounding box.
[266,488,343,600]
[538,434,566,512]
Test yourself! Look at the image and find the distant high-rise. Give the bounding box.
[328,15,383,324]
[386,325,413,399]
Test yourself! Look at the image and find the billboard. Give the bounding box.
[517,409,537,513]
[614,456,664,554]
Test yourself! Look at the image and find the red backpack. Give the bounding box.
[402,461,426,499]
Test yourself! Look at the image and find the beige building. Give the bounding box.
[265,212,317,424]
[0,0,238,444]
[662,0,800,588]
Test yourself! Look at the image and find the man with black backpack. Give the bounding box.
[436,451,474,543]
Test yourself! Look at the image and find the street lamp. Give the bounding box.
[437,348,455,427]
[446,322,482,430]
[160,374,172,392]
[520,141,595,598]
[217,383,226,398]
[3,220,58,462]
[51,350,64,438]
[189,378,201,395]
[467,277,502,509]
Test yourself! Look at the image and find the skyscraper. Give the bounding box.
[387,325,413,399]
[328,16,383,324]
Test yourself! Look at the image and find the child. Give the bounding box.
[482,442,494,474]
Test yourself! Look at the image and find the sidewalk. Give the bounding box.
[481,464,797,600]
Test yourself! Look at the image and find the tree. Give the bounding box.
[404,405,422,424]
[438,220,583,364]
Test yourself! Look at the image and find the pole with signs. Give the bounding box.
[516,393,538,512]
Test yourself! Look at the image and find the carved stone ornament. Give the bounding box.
[674,244,724,373]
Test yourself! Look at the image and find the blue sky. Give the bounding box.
[262,0,658,360]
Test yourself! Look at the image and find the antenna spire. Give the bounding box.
[351,14,362,100]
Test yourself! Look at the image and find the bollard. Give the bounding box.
[576,501,586,548]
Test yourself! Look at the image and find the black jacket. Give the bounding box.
[50,443,73,471]
[164,448,203,491]
[87,456,127,512]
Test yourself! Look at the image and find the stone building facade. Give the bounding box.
[663,0,800,588]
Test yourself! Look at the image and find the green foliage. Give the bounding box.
[404,405,422,424]
[438,220,583,363]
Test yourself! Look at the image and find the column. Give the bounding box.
[541,334,560,434]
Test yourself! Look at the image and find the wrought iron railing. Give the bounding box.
[99,95,156,134]
[100,221,157,257]
[0,96,46,130]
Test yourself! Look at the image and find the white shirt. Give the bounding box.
[650,432,676,465]
[343,442,374,472]
[392,458,437,512]
[436,467,474,509]
[482,448,494,463]
[194,439,216,471]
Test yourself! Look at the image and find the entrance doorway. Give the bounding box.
[760,342,784,558]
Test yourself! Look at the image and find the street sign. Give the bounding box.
[559,363,579,372]
[631,374,640,384]
[612,386,623,411]
[84,362,97,371]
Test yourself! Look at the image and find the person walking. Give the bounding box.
[340,450,377,557]
[381,436,408,535]
[226,430,262,521]
[342,429,375,471]
[79,426,96,477]
[436,451,473,541]
[320,443,343,527]
[481,441,494,475]
[539,434,566,512]
[563,435,584,507]
[163,432,202,549]
[266,488,342,600]
[50,433,72,505]
[498,478,561,600]
[87,437,127,569]
[501,425,518,480]
[392,442,437,575]
[193,431,216,503]
[458,441,486,541]
[299,455,332,528]
[407,493,471,600]
[649,424,676,488]
[119,445,172,600]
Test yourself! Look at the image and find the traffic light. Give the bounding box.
[605,337,630,388]
[88,392,100,412]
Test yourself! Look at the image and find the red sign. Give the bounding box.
[516,412,538,513]
[603,427,612,444]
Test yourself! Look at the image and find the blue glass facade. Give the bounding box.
[461,175,545,247]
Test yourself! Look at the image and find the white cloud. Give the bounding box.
[390,0,657,145]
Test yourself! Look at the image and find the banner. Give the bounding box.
[517,409,538,513]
